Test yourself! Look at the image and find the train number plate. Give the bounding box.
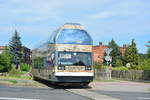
[65,66,85,71]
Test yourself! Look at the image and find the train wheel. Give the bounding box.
[83,82,89,86]
[33,76,39,81]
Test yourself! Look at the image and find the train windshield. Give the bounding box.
[58,52,92,66]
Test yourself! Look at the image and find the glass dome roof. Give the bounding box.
[49,23,93,45]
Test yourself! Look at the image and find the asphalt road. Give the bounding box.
[1,80,150,100]
[89,90,150,100]
[0,85,90,100]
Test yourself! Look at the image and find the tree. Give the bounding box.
[147,48,150,59]
[8,30,23,69]
[0,48,11,72]
[146,41,150,58]
[146,41,150,47]
[124,39,139,69]
[107,39,122,67]
[139,53,147,61]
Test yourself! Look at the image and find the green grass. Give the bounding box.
[0,70,32,81]
[7,80,18,84]
[0,79,18,84]
[0,77,47,88]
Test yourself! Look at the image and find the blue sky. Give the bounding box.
[0,0,150,53]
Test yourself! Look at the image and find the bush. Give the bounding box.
[93,62,110,71]
[0,52,11,72]
[8,65,21,77]
[113,66,129,71]
[93,62,103,69]
[140,59,150,70]
[0,65,5,72]
[20,64,31,72]
[129,65,142,70]
[115,59,123,67]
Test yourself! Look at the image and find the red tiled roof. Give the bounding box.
[0,46,7,50]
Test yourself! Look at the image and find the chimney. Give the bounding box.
[99,42,103,46]
[123,44,127,48]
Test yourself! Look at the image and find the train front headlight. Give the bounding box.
[58,66,65,70]
[85,66,92,70]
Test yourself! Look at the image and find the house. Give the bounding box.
[92,42,127,63]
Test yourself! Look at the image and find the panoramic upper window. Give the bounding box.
[56,29,92,45]
[48,23,93,45]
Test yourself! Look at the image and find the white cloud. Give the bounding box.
[89,11,115,19]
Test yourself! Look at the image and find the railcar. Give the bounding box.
[32,23,94,86]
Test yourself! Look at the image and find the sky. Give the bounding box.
[0,0,150,53]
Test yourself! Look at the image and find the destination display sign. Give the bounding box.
[56,44,92,52]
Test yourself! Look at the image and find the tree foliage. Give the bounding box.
[0,48,11,72]
[124,39,139,69]
[146,41,150,47]
[108,39,122,67]
[146,41,150,58]
[147,48,150,59]
[8,30,23,69]
[140,59,150,70]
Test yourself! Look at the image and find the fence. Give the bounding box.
[94,69,150,81]
[111,70,150,81]
[94,69,111,80]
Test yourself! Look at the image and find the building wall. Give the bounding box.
[23,46,32,65]
[92,42,127,63]
[120,44,127,56]
[92,43,107,63]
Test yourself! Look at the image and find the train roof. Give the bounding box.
[48,23,93,45]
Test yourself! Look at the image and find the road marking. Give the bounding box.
[138,97,150,100]
[67,89,121,100]
[0,97,39,100]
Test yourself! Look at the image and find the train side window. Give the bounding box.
[33,59,38,69]
[47,53,55,67]
[51,53,54,60]
[43,57,47,68]
[33,57,44,69]
[33,57,40,69]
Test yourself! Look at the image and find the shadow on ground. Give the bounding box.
[34,77,92,89]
